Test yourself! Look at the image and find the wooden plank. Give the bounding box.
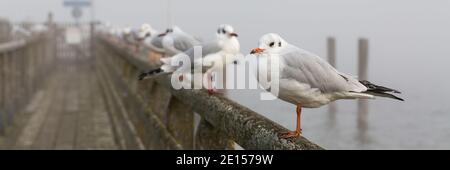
[74,68,96,149]
[85,68,117,149]
[53,68,79,150]
[31,74,66,149]
[96,58,143,149]
[91,90,117,149]
[166,97,194,149]
[14,88,53,149]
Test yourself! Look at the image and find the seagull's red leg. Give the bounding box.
[207,73,222,94]
[207,73,214,94]
[280,103,302,138]
[135,44,140,52]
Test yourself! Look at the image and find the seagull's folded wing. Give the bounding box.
[281,46,367,93]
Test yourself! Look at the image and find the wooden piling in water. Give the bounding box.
[357,38,369,136]
[327,37,337,117]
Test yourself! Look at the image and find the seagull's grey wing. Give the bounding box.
[143,36,165,53]
[173,34,200,52]
[182,41,222,61]
[282,46,367,93]
[151,36,164,49]
[176,41,222,72]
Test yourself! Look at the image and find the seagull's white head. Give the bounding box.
[159,25,181,37]
[251,33,287,55]
[216,24,238,40]
[137,23,154,39]
[156,27,173,37]
[216,24,240,54]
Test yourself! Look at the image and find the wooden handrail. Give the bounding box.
[95,34,323,150]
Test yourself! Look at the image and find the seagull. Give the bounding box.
[138,24,240,94]
[11,25,31,39]
[137,23,166,53]
[250,33,403,138]
[121,27,141,52]
[162,26,201,57]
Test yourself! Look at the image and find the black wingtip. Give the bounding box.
[138,68,164,80]
[138,72,148,81]
[360,80,401,94]
[394,95,405,101]
[393,90,402,94]
[363,91,404,101]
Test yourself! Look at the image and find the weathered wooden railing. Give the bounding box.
[95,33,323,150]
[0,31,56,136]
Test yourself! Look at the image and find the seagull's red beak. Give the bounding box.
[250,48,265,54]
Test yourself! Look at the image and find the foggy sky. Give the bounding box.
[1,0,449,94]
[1,0,449,89]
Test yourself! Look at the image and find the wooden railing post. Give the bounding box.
[4,52,11,127]
[0,53,5,135]
[195,118,234,150]
[149,83,172,121]
[166,97,194,149]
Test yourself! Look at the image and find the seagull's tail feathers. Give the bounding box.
[138,67,172,80]
[138,57,177,80]
[359,80,404,101]
[363,91,404,101]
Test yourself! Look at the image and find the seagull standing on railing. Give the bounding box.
[161,26,200,57]
[138,24,241,94]
[250,33,403,139]
[137,24,166,53]
[121,27,133,44]
[121,27,141,52]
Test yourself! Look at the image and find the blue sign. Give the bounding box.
[63,0,91,7]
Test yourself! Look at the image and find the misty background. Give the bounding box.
[1,0,450,149]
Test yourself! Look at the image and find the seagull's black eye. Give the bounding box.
[222,29,226,34]
[278,42,282,47]
[269,42,275,47]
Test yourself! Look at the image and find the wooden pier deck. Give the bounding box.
[0,43,117,150]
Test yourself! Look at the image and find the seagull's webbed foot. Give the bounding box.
[279,130,302,139]
[207,88,223,95]
[280,103,303,139]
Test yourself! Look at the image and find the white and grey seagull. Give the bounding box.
[137,24,166,53]
[138,24,240,94]
[250,33,403,138]
[121,27,141,52]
